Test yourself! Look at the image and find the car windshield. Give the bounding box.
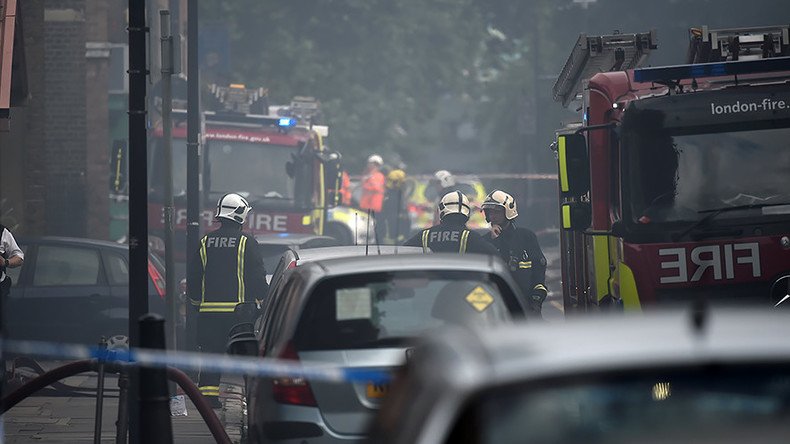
[470,365,790,444]
[623,113,790,225]
[294,270,513,351]
[150,138,297,202]
[206,140,296,203]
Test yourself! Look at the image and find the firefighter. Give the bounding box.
[379,168,410,244]
[404,191,498,255]
[339,170,352,206]
[481,190,548,317]
[187,193,269,408]
[359,154,385,213]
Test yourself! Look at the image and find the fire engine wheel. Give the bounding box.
[324,222,353,246]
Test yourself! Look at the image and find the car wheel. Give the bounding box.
[324,222,353,246]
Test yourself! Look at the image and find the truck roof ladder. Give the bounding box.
[552,30,657,108]
[687,25,790,64]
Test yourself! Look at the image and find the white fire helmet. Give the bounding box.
[438,191,471,219]
[482,190,518,220]
[215,193,252,225]
[434,169,456,188]
[367,154,384,166]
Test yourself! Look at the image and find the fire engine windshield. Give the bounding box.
[206,140,296,204]
[622,112,790,225]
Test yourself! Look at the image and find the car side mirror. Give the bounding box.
[234,301,258,323]
[557,134,590,197]
[226,322,258,356]
[285,161,295,178]
[561,202,591,231]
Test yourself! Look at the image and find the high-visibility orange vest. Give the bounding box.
[340,171,352,206]
[359,170,385,213]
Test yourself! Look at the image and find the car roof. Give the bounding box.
[415,309,790,390]
[372,309,790,444]
[305,253,506,277]
[254,233,336,246]
[294,245,425,263]
[16,236,128,251]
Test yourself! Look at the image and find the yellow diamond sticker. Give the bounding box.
[465,286,494,312]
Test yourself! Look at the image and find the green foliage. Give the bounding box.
[202,0,486,171]
[200,0,789,174]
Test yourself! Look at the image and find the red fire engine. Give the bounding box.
[148,85,343,259]
[553,26,790,312]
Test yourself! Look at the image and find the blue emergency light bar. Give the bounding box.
[278,117,298,127]
[634,56,790,83]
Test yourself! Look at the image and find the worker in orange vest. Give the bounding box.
[339,171,352,206]
[359,154,385,213]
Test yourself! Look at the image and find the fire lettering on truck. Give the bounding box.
[251,213,288,232]
[659,243,761,284]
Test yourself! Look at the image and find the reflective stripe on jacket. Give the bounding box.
[199,235,248,312]
[187,224,269,314]
[421,228,469,253]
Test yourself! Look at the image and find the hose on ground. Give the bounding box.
[166,366,232,444]
[1,359,95,413]
[2,360,233,444]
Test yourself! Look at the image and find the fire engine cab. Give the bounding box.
[552,25,790,312]
[148,85,345,259]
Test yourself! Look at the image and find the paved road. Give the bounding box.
[3,368,244,443]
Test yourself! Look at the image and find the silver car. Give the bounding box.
[368,308,790,444]
[246,253,527,443]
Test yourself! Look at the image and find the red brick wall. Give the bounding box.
[42,2,88,237]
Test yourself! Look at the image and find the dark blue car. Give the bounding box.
[5,236,167,345]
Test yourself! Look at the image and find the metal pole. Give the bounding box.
[93,338,108,444]
[394,187,402,252]
[128,0,149,441]
[138,314,174,444]
[115,369,129,444]
[186,0,201,352]
[160,10,177,354]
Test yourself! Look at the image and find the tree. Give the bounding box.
[201,0,486,171]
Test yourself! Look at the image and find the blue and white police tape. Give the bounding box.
[1,339,392,384]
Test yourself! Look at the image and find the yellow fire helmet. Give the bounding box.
[386,169,406,189]
[482,190,518,220]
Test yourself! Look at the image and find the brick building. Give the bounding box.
[0,0,184,239]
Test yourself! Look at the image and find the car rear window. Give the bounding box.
[464,364,790,444]
[33,245,101,286]
[294,271,515,351]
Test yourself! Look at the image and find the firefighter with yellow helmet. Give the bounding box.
[404,191,497,255]
[482,190,548,317]
[379,168,410,244]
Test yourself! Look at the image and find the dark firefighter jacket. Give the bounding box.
[483,224,547,311]
[404,214,498,255]
[187,223,269,313]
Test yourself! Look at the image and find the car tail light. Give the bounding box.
[148,261,166,300]
[287,260,297,270]
[272,342,317,406]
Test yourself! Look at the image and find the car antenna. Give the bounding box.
[365,209,371,256]
[375,211,382,256]
[691,296,708,335]
[354,212,358,246]
[394,184,403,255]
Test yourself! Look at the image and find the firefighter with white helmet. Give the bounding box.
[434,169,456,189]
[360,154,386,213]
[187,192,269,407]
[482,190,548,317]
[404,191,497,254]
